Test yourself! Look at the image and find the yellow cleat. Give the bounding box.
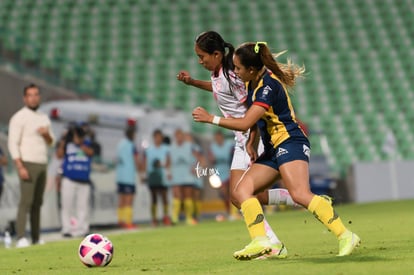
[233,237,272,261]
[255,242,288,260]
[337,230,361,256]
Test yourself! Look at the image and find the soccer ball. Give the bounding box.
[78,233,114,267]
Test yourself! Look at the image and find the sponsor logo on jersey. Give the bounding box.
[259,85,272,100]
[263,85,272,95]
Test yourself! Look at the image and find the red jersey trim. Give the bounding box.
[253,101,269,110]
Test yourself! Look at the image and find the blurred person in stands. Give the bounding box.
[79,122,102,163]
[188,133,205,221]
[116,126,141,229]
[143,129,171,226]
[57,125,94,238]
[8,83,55,248]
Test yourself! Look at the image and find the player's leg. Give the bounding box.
[229,169,245,218]
[219,178,231,216]
[192,185,202,220]
[123,186,136,228]
[183,185,196,225]
[232,163,280,260]
[160,187,171,225]
[279,160,360,256]
[256,187,297,207]
[171,185,182,224]
[149,187,158,226]
[117,184,126,226]
[230,148,286,259]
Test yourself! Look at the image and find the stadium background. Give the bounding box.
[0,0,413,180]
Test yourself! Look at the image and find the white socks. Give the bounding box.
[268,188,297,206]
[264,218,281,245]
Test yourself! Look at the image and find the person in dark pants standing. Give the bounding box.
[0,146,7,202]
[8,84,55,248]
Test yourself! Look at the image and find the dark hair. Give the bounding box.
[125,126,135,141]
[195,31,236,90]
[235,43,305,88]
[153,129,163,137]
[63,126,86,153]
[23,83,39,96]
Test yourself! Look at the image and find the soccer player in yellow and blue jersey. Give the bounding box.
[192,41,360,260]
[178,31,293,259]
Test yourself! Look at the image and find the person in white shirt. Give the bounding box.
[8,84,55,248]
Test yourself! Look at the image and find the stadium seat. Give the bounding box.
[1,0,413,175]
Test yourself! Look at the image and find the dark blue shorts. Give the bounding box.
[256,137,311,171]
[117,183,136,194]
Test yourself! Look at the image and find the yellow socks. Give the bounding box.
[184,198,194,223]
[241,198,266,239]
[172,199,181,223]
[117,207,125,224]
[124,206,133,225]
[308,195,346,238]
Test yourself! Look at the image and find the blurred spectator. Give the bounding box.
[8,83,55,248]
[115,126,141,229]
[208,130,234,218]
[188,133,205,221]
[143,129,171,226]
[170,129,199,225]
[79,122,102,162]
[88,130,102,162]
[0,146,7,202]
[57,126,94,238]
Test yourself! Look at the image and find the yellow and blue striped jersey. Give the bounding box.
[246,72,308,150]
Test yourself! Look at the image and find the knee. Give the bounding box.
[288,189,313,207]
[230,186,247,209]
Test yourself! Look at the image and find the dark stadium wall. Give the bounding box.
[0,68,77,125]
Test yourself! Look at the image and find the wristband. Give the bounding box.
[212,116,221,125]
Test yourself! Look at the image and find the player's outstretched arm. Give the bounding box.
[177,70,213,92]
[192,105,265,132]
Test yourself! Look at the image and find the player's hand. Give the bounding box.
[37,126,49,136]
[192,107,213,123]
[246,143,258,162]
[177,70,192,85]
[18,166,30,180]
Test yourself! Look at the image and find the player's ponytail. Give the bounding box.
[235,42,305,88]
[195,31,236,90]
[222,41,236,89]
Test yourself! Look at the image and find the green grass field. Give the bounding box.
[0,199,413,274]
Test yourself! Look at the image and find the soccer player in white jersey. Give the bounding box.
[177,31,295,259]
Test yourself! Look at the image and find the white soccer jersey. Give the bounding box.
[211,68,249,146]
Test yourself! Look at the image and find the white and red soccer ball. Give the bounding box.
[78,233,114,267]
